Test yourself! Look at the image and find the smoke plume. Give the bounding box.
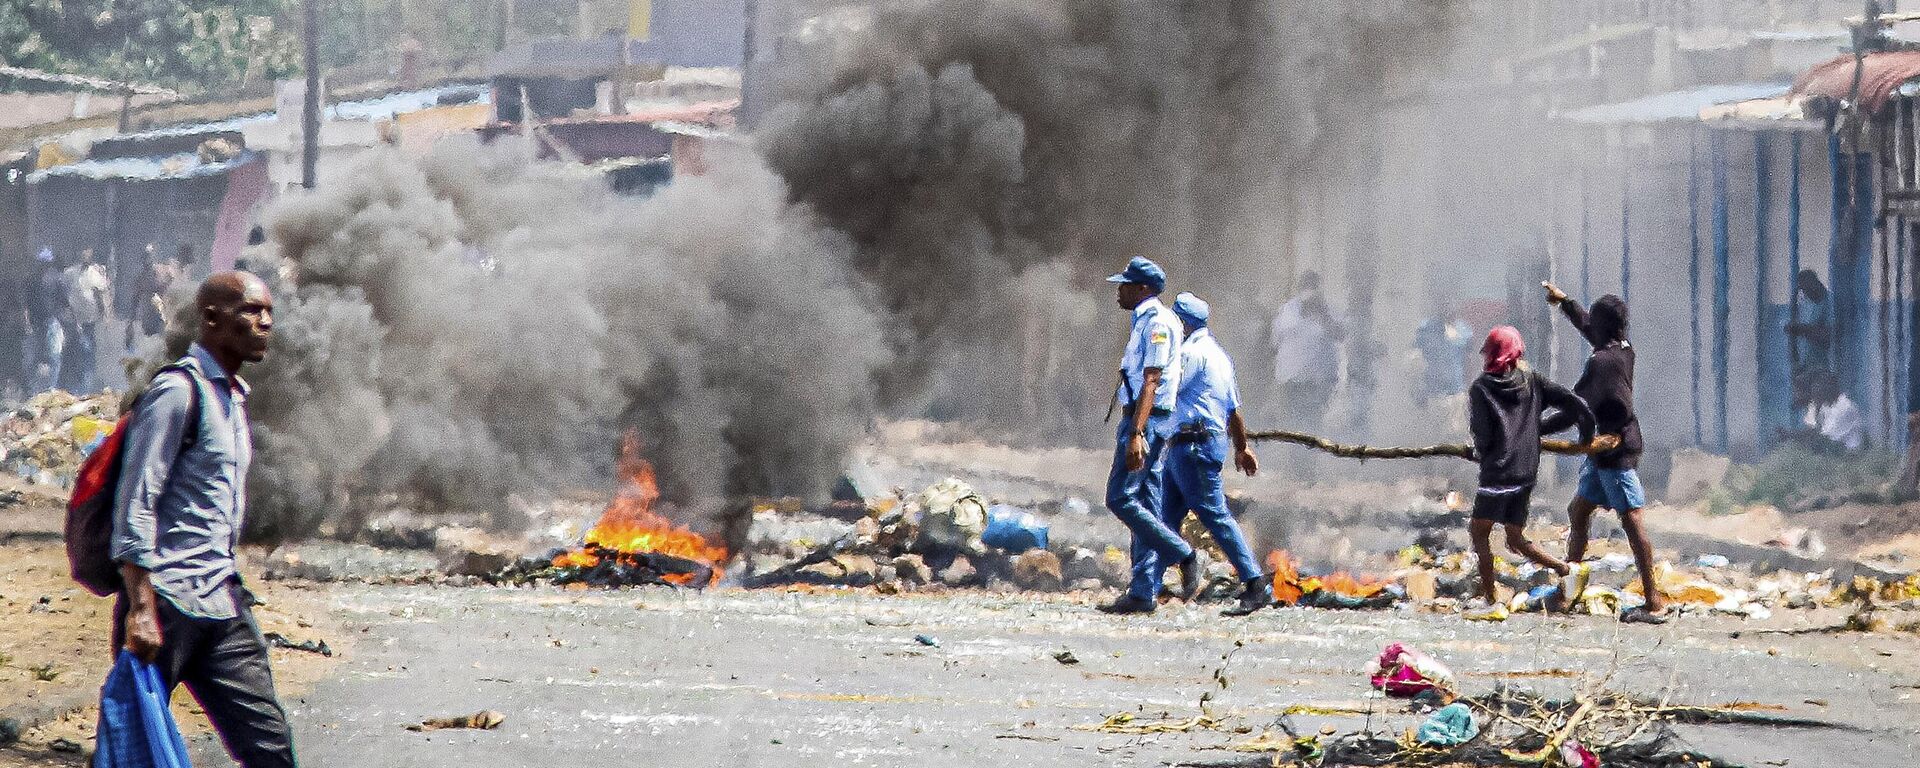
[200,0,1462,539]
[198,140,886,539]
[756,0,1463,437]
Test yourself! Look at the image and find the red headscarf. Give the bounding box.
[1482,326,1525,374]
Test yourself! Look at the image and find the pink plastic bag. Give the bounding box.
[1366,642,1455,697]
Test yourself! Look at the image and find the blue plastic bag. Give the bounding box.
[94,651,193,768]
[1415,702,1480,747]
[981,506,1048,553]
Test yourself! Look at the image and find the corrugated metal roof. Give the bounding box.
[1791,50,1920,115]
[1556,82,1792,125]
[28,149,259,182]
[0,65,176,96]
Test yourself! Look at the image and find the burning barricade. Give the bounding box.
[1267,549,1400,609]
[502,434,729,589]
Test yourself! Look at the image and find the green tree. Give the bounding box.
[0,0,300,93]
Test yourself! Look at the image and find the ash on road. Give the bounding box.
[194,586,1920,768]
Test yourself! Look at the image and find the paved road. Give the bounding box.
[191,586,1920,767]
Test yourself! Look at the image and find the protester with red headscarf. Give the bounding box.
[1461,326,1599,622]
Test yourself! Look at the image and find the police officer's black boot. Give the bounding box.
[1177,553,1202,601]
[1221,576,1274,617]
[1098,594,1157,615]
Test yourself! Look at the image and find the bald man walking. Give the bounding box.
[111,271,294,767]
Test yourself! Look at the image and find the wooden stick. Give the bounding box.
[1246,430,1611,461]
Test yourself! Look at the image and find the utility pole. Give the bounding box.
[739,0,760,128]
[502,0,517,50]
[302,0,322,189]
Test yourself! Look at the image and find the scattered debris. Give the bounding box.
[406,710,505,732]
[0,717,19,747]
[1415,701,1480,746]
[263,632,334,657]
[1078,711,1222,734]
[1367,643,1454,697]
[1011,550,1064,591]
[1,389,119,487]
[49,738,82,753]
[913,634,940,648]
[1052,650,1079,665]
[936,556,978,587]
[908,479,989,557]
[434,528,520,578]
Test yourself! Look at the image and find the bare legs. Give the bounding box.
[1471,518,1571,602]
[1564,497,1665,613]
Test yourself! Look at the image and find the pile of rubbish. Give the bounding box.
[1391,545,1920,621]
[739,478,1111,593]
[1,390,119,488]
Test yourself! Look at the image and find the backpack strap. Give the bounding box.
[149,361,205,453]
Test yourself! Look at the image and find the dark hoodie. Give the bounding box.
[1469,366,1595,488]
[1542,295,1642,470]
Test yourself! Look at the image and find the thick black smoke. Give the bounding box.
[190,139,886,539]
[194,1,1461,539]
[756,0,1462,437]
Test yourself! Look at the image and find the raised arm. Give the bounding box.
[1544,281,1602,348]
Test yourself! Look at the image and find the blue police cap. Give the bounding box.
[1172,292,1209,326]
[1104,256,1167,293]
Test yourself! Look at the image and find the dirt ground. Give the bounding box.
[6,425,1920,766]
[0,481,343,767]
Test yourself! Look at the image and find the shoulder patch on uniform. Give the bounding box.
[1150,329,1170,345]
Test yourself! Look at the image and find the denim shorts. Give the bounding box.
[1576,461,1647,512]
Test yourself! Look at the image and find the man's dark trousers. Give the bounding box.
[1105,413,1192,602]
[113,583,296,768]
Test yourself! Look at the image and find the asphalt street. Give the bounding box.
[179,585,1920,767]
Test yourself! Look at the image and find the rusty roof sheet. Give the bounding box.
[1791,50,1920,115]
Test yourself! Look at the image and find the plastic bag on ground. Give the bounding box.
[982,505,1049,553]
[93,651,193,768]
[1366,642,1453,697]
[1415,702,1479,746]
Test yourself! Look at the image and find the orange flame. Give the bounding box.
[1267,550,1388,606]
[1267,550,1304,606]
[552,433,727,586]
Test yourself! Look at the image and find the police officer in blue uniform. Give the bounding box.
[1100,257,1200,615]
[1164,293,1272,617]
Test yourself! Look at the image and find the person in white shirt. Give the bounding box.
[62,247,111,393]
[1796,371,1864,453]
[1269,271,1344,473]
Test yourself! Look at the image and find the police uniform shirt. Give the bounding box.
[1173,327,1240,434]
[1120,297,1182,434]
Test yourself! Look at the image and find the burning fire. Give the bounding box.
[1266,550,1389,606]
[551,433,728,586]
